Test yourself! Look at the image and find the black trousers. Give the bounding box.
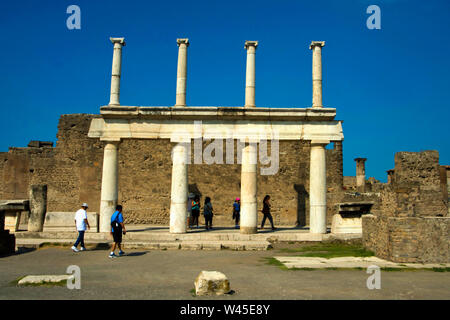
[192,209,200,226]
[261,213,274,229]
[234,213,240,225]
[204,215,213,229]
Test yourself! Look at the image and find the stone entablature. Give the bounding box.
[89,106,343,143]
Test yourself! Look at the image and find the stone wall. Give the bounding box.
[363,215,449,263]
[0,114,344,227]
[362,150,449,263]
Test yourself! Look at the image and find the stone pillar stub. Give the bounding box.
[354,158,367,192]
[309,140,328,234]
[244,41,258,108]
[109,37,126,106]
[309,41,325,108]
[100,141,120,232]
[175,38,189,107]
[240,143,258,234]
[170,142,189,233]
[28,185,48,232]
[387,169,395,185]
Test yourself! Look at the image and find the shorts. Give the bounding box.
[112,228,123,243]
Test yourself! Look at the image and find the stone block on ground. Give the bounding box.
[18,275,70,285]
[194,271,231,296]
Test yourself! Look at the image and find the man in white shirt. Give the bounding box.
[72,203,90,252]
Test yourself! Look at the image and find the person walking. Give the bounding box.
[203,197,213,230]
[72,203,90,252]
[232,197,240,229]
[191,195,200,228]
[187,193,194,229]
[260,195,276,231]
[109,205,126,258]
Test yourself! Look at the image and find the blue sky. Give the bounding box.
[1,0,449,181]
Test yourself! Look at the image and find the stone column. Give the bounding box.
[170,142,189,233]
[309,41,325,108]
[387,169,395,185]
[109,37,126,106]
[309,141,328,234]
[240,143,258,234]
[244,41,258,108]
[175,38,189,107]
[99,141,119,232]
[354,158,367,192]
[28,185,47,232]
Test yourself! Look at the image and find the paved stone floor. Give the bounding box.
[0,247,449,300]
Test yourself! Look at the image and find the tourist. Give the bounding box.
[191,195,200,228]
[72,203,90,252]
[261,195,276,231]
[187,193,195,228]
[232,197,240,229]
[203,197,213,230]
[109,204,126,258]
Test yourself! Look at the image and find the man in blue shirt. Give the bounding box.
[233,198,240,229]
[109,205,126,258]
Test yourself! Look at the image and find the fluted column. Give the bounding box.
[240,143,258,234]
[244,41,258,108]
[175,38,189,107]
[100,141,120,232]
[309,41,325,108]
[169,142,189,233]
[109,37,126,106]
[309,140,328,233]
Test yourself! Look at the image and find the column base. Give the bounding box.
[240,226,257,234]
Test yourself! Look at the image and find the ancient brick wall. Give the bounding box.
[0,113,345,227]
[392,151,447,216]
[363,151,449,263]
[363,215,449,263]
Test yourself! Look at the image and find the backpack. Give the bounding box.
[111,213,121,230]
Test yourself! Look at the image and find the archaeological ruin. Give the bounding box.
[0,37,448,262]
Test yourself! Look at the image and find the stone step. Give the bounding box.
[14,231,361,242]
[15,238,271,251]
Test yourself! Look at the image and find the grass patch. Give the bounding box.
[190,288,196,297]
[263,257,289,270]
[431,267,450,272]
[278,243,374,259]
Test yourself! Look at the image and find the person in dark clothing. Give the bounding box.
[260,195,275,231]
[232,197,240,229]
[109,204,126,258]
[203,197,213,230]
[191,195,200,228]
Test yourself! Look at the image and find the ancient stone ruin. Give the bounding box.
[0,37,448,262]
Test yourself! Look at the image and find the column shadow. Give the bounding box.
[294,184,308,227]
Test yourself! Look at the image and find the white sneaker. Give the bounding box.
[71,246,79,252]
[80,247,86,251]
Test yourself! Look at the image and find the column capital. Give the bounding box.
[177,38,189,47]
[354,157,367,163]
[244,40,258,50]
[110,37,126,46]
[309,41,325,50]
[100,138,121,144]
[310,140,329,146]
